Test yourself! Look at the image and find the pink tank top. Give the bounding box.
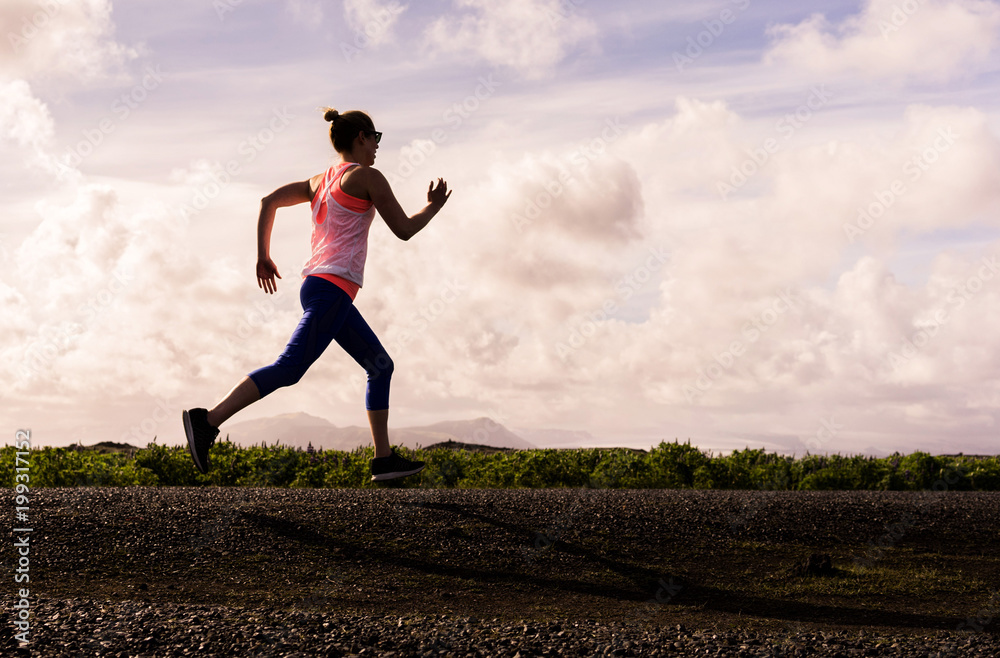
[301,162,377,297]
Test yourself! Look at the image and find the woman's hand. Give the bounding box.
[428,178,452,208]
[256,257,282,294]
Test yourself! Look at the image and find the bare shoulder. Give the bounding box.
[308,172,325,198]
[343,164,386,183]
[341,165,389,200]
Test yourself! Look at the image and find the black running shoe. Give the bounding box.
[183,408,219,474]
[370,449,425,482]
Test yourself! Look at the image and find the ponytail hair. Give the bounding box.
[323,107,375,153]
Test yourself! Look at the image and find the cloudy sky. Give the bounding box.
[3,0,1000,455]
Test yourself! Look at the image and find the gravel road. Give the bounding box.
[4,487,999,657]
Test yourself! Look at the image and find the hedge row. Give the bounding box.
[3,440,998,490]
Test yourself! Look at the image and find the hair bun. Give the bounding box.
[324,108,339,122]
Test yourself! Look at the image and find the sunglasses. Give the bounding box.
[363,130,382,144]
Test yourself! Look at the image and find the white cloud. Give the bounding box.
[426,95,1000,450]
[0,1,142,178]
[296,95,1000,452]
[0,0,137,82]
[343,0,406,47]
[8,88,1000,454]
[0,180,302,406]
[5,0,1000,455]
[764,0,1000,83]
[0,79,58,172]
[424,0,598,79]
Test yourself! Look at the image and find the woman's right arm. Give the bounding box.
[256,178,320,293]
[364,168,451,241]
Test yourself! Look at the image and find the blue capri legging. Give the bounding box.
[248,276,393,410]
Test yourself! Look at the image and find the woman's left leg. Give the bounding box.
[207,277,354,428]
[206,376,260,428]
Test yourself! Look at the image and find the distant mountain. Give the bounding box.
[514,427,601,449]
[68,441,142,454]
[420,440,516,454]
[412,418,536,450]
[221,413,364,451]
[221,413,537,452]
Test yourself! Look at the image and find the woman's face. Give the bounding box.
[358,129,379,166]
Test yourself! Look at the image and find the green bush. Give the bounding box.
[134,443,203,486]
[966,457,1000,490]
[1,441,997,490]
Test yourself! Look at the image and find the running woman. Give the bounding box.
[183,108,451,482]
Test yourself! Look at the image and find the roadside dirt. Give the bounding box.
[14,487,1000,639]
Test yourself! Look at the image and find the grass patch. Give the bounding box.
[764,562,989,599]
